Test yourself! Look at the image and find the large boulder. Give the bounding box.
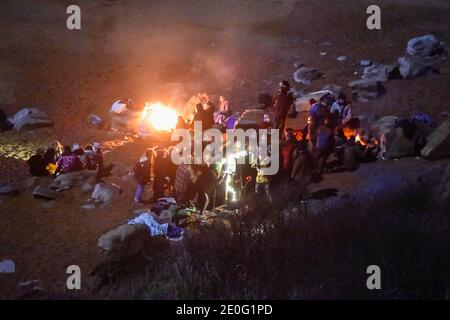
[8,108,53,131]
[362,64,400,82]
[32,185,57,200]
[386,127,415,159]
[370,116,399,138]
[91,182,122,204]
[109,110,142,132]
[421,120,450,160]
[97,223,149,259]
[321,85,342,98]
[348,79,385,102]
[398,55,441,79]
[406,34,444,57]
[293,67,321,85]
[234,109,267,128]
[0,185,20,197]
[50,170,97,192]
[293,90,332,113]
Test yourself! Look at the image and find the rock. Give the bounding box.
[421,120,450,160]
[360,60,372,67]
[91,182,122,204]
[0,260,15,273]
[81,204,96,210]
[33,185,57,200]
[370,116,399,138]
[235,109,266,128]
[398,55,441,79]
[97,223,149,259]
[348,78,386,102]
[321,85,342,98]
[81,182,95,193]
[406,34,444,57]
[50,170,97,192]
[8,108,53,131]
[362,63,400,82]
[17,280,47,300]
[87,113,106,129]
[337,55,347,62]
[293,90,333,112]
[109,110,142,132]
[293,67,321,85]
[386,127,416,159]
[0,185,20,197]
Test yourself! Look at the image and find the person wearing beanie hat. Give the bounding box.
[330,93,352,128]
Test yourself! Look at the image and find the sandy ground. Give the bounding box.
[0,0,450,299]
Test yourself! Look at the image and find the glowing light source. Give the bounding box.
[141,102,178,131]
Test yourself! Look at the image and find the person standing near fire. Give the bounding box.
[271,81,294,138]
[133,148,154,204]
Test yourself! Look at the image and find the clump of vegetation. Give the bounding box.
[142,183,449,299]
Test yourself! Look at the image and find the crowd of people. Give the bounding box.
[25,80,435,211]
[27,141,113,179]
[128,81,381,209]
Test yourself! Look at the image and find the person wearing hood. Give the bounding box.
[133,149,154,204]
[54,145,83,176]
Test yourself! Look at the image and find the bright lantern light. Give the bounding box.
[141,102,178,131]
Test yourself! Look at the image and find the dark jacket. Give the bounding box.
[134,159,152,185]
[28,154,49,176]
[342,142,364,170]
[272,88,294,118]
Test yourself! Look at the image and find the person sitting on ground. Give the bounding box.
[315,116,335,174]
[204,101,216,129]
[341,136,366,171]
[214,96,232,125]
[43,140,63,165]
[54,145,83,176]
[27,148,50,177]
[92,142,114,178]
[133,149,154,204]
[83,145,99,170]
[72,143,84,156]
[191,103,213,130]
[219,95,231,116]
